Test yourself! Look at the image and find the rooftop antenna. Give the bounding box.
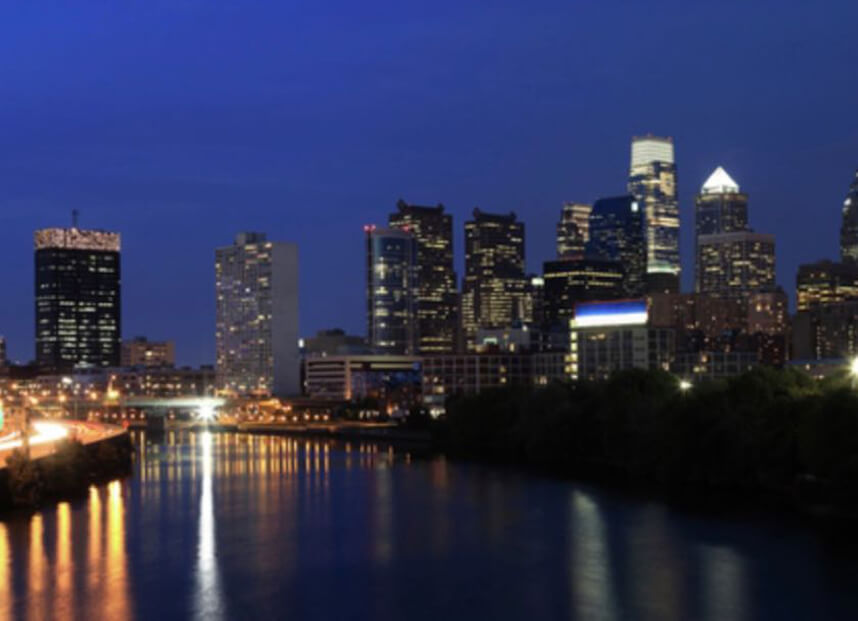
[71,209,79,229]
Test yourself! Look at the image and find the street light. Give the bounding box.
[849,357,858,378]
[679,379,693,393]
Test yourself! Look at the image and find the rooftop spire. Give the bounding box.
[702,167,740,194]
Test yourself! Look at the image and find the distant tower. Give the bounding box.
[556,202,591,258]
[215,233,299,396]
[628,135,680,292]
[365,227,419,355]
[587,195,646,297]
[840,169,858,263]
[695,167,749,291]
[388,200,458,354]
[35,226,121,372]
[461,209,526,349]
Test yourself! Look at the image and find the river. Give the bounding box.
[0,430,856,620]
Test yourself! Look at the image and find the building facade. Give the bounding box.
[628,135,680,292]
[695,167,749,291]
[304,355,421,407]
[215,232,299,396]
[569,300,675,381]
[697,231,775,297]
[388,200,458,354]
[365,227,419,355]
[461,209,527,349]
[556,202,591,258]
[542,258,624,329]
[796,260,858,311]
[793,300,858,361]
[587,195,646,297]
[121,337,175,368]
[840,169,858,263]
[35,227,121,372]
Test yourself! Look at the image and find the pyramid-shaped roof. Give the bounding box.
[701,166,740,194]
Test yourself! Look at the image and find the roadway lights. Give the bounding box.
[678,379,693,393]
[849,357,858,378]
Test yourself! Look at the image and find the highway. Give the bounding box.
[0,420,126,468]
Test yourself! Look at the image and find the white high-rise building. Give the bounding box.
[628,135,680,292]
[215,232,299,396]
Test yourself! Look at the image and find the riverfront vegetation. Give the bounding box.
[0,435,134,511]
[437,367,858,516]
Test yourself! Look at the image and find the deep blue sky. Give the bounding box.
[1,1,857,365]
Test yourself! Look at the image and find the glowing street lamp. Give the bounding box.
[850,357,858,378]
[678,379,693,393]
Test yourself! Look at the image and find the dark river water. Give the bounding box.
[1,430,857,620]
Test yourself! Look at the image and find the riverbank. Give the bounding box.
[0,430,134,512]
[437,367,858,523]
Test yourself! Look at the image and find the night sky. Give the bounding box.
[1,1,856,365]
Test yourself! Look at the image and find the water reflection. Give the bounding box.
[194,432,224,620]
[0,432,853,619]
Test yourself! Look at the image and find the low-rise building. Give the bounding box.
[304,355,421,408]
[672,351,758,381]
[569,299,675,381]
[121,337,176,368]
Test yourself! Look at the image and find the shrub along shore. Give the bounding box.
[433,367,858,519]
[0,433,134,511]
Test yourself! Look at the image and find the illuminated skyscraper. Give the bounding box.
[695,167,749,291]
[215,232,299,396]
[628,135,680,292]
[556,202,591,257]
[840,169,858,262]
[461,209,526,349]
[697,231,775,297]
[795,260,858,311]
[365,227,418,355]
[587,195,646,297]
[542,258,624,327]
[388,200,458,353]
[35,227,121,372]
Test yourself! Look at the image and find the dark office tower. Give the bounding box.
[365,226,418,355]
[840,169,858,263]
[586,195,646,297]
[35,227,121,372]
[542,258,624,327]
[556,202,592,257]
[388,200,458,354]
[461,209,526,350]
[628,135,680,292]
[695,167,749,291]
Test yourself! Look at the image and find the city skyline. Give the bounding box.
[1,3,857,365]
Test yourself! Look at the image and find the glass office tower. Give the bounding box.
[365,227,419,355]
[388,200,458,354]
[587,195,646,297]
[35,227,121,372]
[840,169,858,263]
[628,135,680,292]
[695,167,749,292]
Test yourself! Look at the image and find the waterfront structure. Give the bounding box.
[365,226,419,355]
[556,202,592,257]
[569,299,675,381]
[388,200,458,353]
[695,167,749,291]
[542,257,624,328]
[121,337,175,368]
[628,135,680,292]
[461,209,527,349]
[793,300,858,361]
[840,169,858,262]
[35,227,121,372]
[586,195,646,297]
[796,259,858,311]
[303,355,421,407]
[697,231,775,298]
[215,232,299,396]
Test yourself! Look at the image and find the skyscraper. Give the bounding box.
[695,167,749,291]
[628,135,680,292]
[586,195,646,297]
[840,169,858,262]
[215,232,299,396]
[388,200,458,354]
[365,226,418,355]
[35,227,121,372]
[542,258,624,327]
[556,202,592,258]
[461,209,526,349]
[697,231,775,297]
